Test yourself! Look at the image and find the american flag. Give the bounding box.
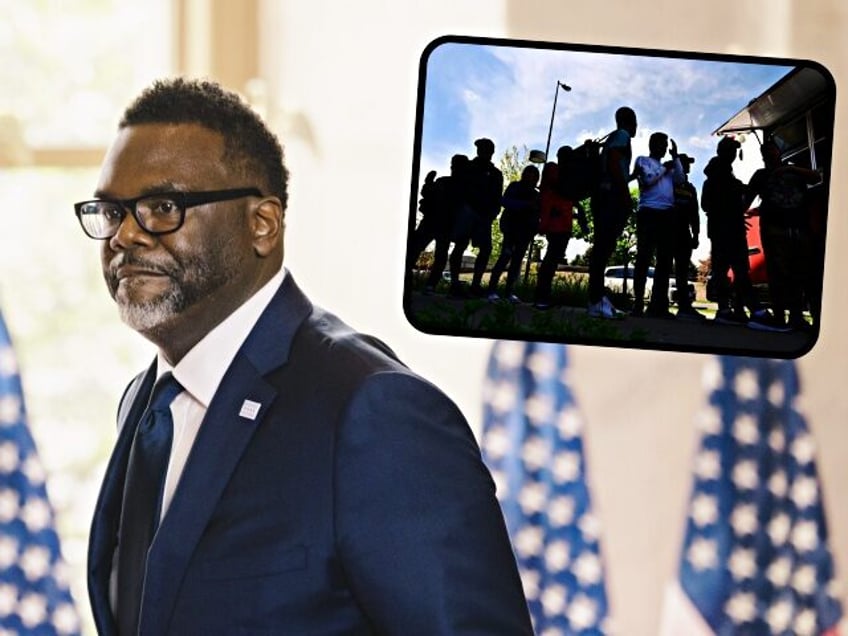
[0,311,80,635]
[482,341,610,636]
[661,356,843,636]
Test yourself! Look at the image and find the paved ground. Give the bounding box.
[404,291,816,358]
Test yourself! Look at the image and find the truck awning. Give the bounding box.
[713,66,830,135]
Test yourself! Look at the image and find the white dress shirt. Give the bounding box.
[154,266,285,520]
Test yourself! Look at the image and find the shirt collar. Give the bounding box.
[156,267,286,408]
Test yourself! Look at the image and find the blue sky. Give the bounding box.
[418,41,794,261]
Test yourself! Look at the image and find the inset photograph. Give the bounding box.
[404,36,835,358]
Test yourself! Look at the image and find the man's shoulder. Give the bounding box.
[677,180,698,196]
[486,166,503,183]
[473,160,502,179]
[250,275,441,404]
[283,307,461,425]
[291,307,410,380]
[748,167,767,183]
[606,129,630,147]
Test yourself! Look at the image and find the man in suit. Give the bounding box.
[78,78,532,635]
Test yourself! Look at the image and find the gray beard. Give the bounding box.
[116,284,186,332]
[107,233,243,334]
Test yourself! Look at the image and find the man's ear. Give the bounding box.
[251,197,284,257]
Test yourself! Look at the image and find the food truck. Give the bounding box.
[712,64,835,318]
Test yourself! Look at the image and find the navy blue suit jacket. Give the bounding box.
[88,274,532,635]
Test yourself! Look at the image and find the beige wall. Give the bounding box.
[260,1,847,634]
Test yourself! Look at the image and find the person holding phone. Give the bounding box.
[632,132,684,318]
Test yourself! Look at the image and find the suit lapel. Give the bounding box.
[137,272,313,635]
[88,361,157,636]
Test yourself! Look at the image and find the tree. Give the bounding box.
[499,144,531,183]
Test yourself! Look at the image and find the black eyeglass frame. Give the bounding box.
[74,187,264,239]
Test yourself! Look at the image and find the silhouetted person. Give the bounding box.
[746,140,821,330]
[487,165,540,303]
[449,138,504,297]
[408,154,470,293]
[671,153,706,320]
[632,132,683,318]
[702,137,778,330]
[534,150,588,309]
[804,170,828,328]
[407,170,438,271]
[587,106,637,318]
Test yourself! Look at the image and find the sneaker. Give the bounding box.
[588,297,624,320]
[507,294,522,304]
[747,309,791,333]
[587,300,606,318]
[675,306,707,322]
[487,292,501,302]
[714,309,748,326]
[602,296,626,318]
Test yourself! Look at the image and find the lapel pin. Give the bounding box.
[239,400,262,420]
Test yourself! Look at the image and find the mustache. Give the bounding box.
[108,253,179,278]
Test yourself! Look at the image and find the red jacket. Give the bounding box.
[538,163,574,234]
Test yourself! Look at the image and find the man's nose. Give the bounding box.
[109,209,155,251]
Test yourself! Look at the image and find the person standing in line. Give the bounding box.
[745,139,821,331]
[487,164,540,303]
[449,138,503,297]
[670,152,707,321]
[408,154,470,294]
[631,132,683,319]
[587,106,637,319]
[534,150,587,309]
[701,136,783,331]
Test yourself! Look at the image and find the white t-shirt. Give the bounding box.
[635,155,683,210]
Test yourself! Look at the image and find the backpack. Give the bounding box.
[558,137,606,202]
[418,171,443,217]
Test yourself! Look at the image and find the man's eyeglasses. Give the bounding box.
[74,188,263,240]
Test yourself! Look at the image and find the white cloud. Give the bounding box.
[426,44,786,170]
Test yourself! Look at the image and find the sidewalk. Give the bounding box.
[404,291,815,358]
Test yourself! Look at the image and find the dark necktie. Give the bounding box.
[116,372,183,635]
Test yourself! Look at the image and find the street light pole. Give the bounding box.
[544,80,571,161]
[528,81,572,287]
